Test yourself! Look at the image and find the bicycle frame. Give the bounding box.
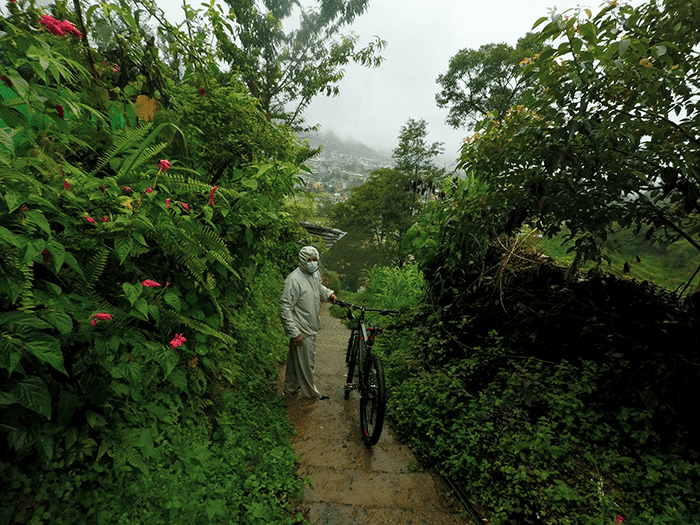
[336,300,397,394]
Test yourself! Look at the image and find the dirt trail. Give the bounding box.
[276,303,474,525]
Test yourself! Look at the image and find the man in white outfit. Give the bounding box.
[280,246,336,400]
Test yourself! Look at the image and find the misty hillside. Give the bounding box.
[300,130,392,162]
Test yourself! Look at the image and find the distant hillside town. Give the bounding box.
[298,131,392,203]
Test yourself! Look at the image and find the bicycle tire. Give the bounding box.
[345,335,363,399]
[360,353,386,446]
[345,329,357,367]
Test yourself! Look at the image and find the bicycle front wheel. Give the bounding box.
[360,354,386,446]
[345,335,363,399]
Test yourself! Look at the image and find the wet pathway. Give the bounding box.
[276,303,474,525]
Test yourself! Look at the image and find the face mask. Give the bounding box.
[306,261,318,274]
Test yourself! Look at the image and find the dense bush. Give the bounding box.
[368,260,700,524]
[1,4,309,523]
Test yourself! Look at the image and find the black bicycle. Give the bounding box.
[334,299,398,446]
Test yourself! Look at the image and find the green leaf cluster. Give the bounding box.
[1,4,311,523]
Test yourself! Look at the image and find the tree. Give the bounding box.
[392,118,445,194]
[328,168,420,289]
[436,33,543,130]
[209,0,386,128]
[458,0,700,276]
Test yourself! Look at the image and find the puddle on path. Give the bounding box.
[276,303,475,525]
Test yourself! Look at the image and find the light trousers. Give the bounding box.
[284,335,322,399]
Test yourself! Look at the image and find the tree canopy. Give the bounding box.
[435,33,543,130]
[456,0,700,271]
[210,0,386,128]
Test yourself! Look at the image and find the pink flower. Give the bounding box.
[92,312,113,326]
[180,202,189,212]
[123,186,132,191]
[616,516,625,524]
[62,20,82,39]
[85,216,96,224]
[39,16,81,38]
[142,279,162,288]
[157,159,171,172]
[102,216,108,222]
[0,75,12,88]
[165,198,172,209]
[63,180,70,190]
[56,104,65,118]
[40,15,66,36]
[209,186,218,206]
[145,187,152,193]
[170,333,187,349]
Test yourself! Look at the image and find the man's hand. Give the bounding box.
[293,334,303,346]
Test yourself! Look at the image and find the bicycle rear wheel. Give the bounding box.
[360,354,386,446]
[345,335,363,399]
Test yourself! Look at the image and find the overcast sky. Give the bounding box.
[155,0,568,164]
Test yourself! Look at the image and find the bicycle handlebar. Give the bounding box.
[333,299,399,315]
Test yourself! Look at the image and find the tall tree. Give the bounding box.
[436,33,543,130]
[392,118,445,194]
[459,0,700,274]
[210,0,386,128]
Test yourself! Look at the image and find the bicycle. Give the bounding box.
[334,299,398,446]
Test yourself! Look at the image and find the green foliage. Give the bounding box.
[211,0,386,128]
[436,33,544,130]
[380,331,700,525]
[459,0,700,268]
[392,118,445,186]
[533,227,700,292]
[1,4,311,523]
[327,168,422,288]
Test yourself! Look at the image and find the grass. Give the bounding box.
[529,229,700,293]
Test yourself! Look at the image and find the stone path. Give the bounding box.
[276,303,475,525]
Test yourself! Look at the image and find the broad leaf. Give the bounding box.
[11,376,51,419]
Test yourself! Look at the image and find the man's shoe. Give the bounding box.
[318,395,330,400]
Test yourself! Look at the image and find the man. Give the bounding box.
[280,246,336,400]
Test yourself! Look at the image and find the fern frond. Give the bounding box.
[88,123,152,177]
[171,312,235,347]
[118,142,167,178]
[83,247,110,290]
[18,262,36,312]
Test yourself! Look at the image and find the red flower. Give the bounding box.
[42,249,52,263]
[39,15,81,38]
[157,159,171,172]
[62,20,82,39]
[0,75,12,89]
[56,104,65,118]
[40,15,66,36]
[145,187,153,193]
[142,279,162,288]
[170,333,187,349]
[85,216,96,224]
[123,186,132,191]
[165,198,172,209]
[616,516,625,524]
[209,186,218,206]
[180,202,189,212]
[102,216,108,222]
[199,87,205,96]
[63,180,70,190]
[92,312,113,325]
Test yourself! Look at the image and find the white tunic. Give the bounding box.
[279,267,334,340]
